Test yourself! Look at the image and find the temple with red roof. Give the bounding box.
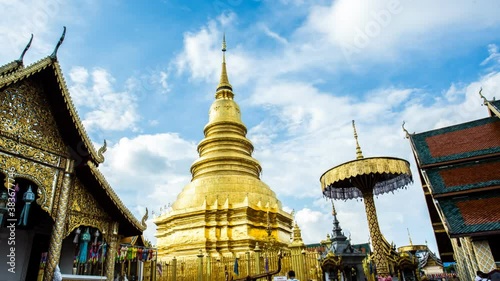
[406,90,500,281]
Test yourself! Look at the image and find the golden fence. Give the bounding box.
[156,251,323,281]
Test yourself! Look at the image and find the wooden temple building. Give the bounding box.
[154,36,293,259]
[406,90,500,281]
[0,29,149,280]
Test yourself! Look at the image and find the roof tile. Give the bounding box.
[457,197,500,225]
[438,190,500,235]
[440,161,500,187]
[426,122,500,158]
[410,117,500,165]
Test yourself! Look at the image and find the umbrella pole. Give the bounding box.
[362,192,389,278]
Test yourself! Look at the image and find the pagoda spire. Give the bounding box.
[352,120,364,159]
[331,200,343,238]
[216,33,234,99]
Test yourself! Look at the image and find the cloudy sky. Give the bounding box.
[2,0,500,255]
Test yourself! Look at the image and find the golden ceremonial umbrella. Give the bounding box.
[319,121,413,277]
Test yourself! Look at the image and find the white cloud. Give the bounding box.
[68,66,141,132]
[481,44,500,69]
[260,24,288,45]
[99,133,198,243]
[217,11,237,27]
[301,0,500,62]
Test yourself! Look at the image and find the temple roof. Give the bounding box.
[0,51,145,236]
[0,56,106,165]
[419,250,443,268]
[409,117,500,167]
[425,158,500,195]
[438,189,500,237]
[306,242,371,254]
[0,60,23,78]
[409,100,500,238]
[491,99,500,110]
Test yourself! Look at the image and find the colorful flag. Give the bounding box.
[233,257,239,275]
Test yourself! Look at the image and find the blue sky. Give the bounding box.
[2,0,500,255]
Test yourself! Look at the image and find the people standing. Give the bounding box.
[288,270,299,281]
[476,271,484,281]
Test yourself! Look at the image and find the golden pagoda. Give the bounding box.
[155,36,293,258]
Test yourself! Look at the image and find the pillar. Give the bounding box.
[463,237,479,280]
[106,222,119,281]
[450,238,468,281]
[472,239,496,273]
[197,250,204,281]
[254,243,261,274]
[246,251,251,276]
[206,254,212,281]
[44,160,74,281]
[128,259,131,277]
[172,257,177,281]
[290,246,306,280]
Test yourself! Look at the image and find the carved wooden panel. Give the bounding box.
[0,152,58,216]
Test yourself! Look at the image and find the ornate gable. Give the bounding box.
[0,57,105,165]
[0,77,67,155]
[66,177,111,237]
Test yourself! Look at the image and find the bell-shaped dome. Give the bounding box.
[156,36,292,258]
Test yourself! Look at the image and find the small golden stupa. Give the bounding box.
[155,36,293,258]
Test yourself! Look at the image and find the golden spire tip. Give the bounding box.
[352,120,364,159]
[216,33,233,98]
[222,32,227,52]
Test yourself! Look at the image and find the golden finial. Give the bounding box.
[16,34,33,64]
[407,228,413,246]
[216,33,233,98]
[479,87,488,105]
[331,199,337,216]
[402,121,410,139]
[352,120,364,159]
[51,26,66,59]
